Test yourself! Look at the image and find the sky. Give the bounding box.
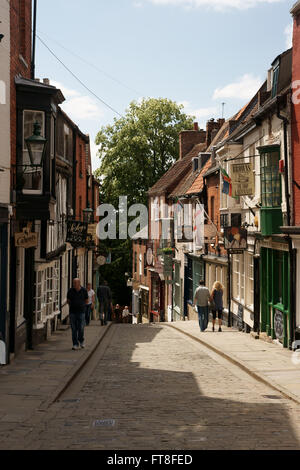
[35,0,296,170]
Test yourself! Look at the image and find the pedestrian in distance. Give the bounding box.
[85,283,95,327]
[114,304,121,323]
[210,281,224,333]
[194,280,211,333]
[67,279,89,351]
[97,280,112,326]
[122,306,130,324]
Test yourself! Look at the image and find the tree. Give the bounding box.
[94,98,194,306]
[94,98,194,207]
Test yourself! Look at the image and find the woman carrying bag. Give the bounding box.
[210,282,224,333]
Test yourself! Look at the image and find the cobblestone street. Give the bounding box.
[1,323,300,450]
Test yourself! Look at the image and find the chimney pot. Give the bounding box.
[194,122,199,131]
[43,78,50,85]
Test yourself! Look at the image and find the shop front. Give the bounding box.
[259,238,291,348]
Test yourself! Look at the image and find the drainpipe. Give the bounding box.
[277,97,295,349]
[31,0,37,79]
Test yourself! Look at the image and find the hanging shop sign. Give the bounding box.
[66,221,88,246]
[146,242,154,267]
[231,163,255,197]
[97,256,107,266]
[224,227,248,252]
[15,224,38,249]
[87,223,98,245]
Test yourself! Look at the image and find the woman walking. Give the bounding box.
[210,282,224,333]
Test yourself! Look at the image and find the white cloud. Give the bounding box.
[213,74,262,101]
[51,80,104,122]
[146,0,282,11]
[284,23,293,49]
[180,100,218,118]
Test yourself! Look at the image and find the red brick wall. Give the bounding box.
[292,10,300,225]
[10,0,32,178]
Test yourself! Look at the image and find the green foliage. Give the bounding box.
[94,98,194,207]
[94,98,193,306]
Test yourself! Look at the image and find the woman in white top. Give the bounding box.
[85,283,95,326]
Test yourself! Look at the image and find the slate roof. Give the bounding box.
[148,142,207,197]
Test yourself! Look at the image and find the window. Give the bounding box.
[260,149,281,207]
[231,213,242,227]
[193,260,204,296]
[134,252,137,274]
[233,254,245,303]
[139,254,142,277]
[174,263,181,310]
[61,252,69,306]
[64,124,70,160]
[15,248,25,326]
[22,110,45,194]
[187,258,193,303]
[220,214,229,228]
[245,253,254,308]
[211,197,215,224]
[35,262,60,325]
[144,253,147,277]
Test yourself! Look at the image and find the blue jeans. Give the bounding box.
[197,306,209,332]
[70,313,85,346]
[85,304,92,326]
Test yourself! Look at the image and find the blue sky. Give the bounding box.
[35,0,295,170]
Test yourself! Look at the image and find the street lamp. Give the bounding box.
[25,122,47,167]
[83,203,94,224]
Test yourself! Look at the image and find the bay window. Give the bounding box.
[22,110,45,194]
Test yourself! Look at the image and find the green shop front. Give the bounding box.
[184,255,205,320]
[259,238,291,348]
[258,144,291,348]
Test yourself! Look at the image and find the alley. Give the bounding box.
[1,323,300,450]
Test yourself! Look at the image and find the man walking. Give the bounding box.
[67,279,89,350]
[97,280,112,326]
[194,280,211,333]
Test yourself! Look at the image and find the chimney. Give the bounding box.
[206,118,225,147]
[43,78,50,85]
[179,122,206,159]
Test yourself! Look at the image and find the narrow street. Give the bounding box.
[1,323,300,450]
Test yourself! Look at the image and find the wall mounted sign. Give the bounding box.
[224,227,248,251]
[15,224,38,249]
[274,309,284,340]
[66,221,88,246]
[231,163,255,197]
[146,246,154,267]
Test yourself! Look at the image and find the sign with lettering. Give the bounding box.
[231,163,255,197]
[15,225,38,249]
[224,227,248,251]
[66,221,88,246]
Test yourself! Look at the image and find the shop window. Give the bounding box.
[186,258,193,303]
[174,263,181,309]
[35,261,60,325]
[220,214,229,228]
[260,149,281,208]
[152,278,160,311]
[22,110,45,194]
[193,260,204,296]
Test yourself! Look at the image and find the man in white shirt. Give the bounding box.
[85,283,95,326]
[194,280,211,332]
